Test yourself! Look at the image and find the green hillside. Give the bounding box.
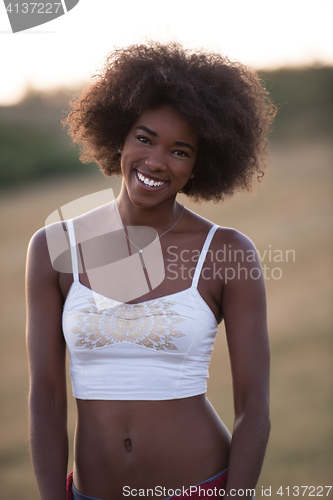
[260,66,333,139]
[0,89,92,188]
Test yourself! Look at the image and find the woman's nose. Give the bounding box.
[144,147,166,170]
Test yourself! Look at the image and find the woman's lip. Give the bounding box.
[135,170,169,189]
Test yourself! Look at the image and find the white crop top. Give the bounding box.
[62,220,220,400]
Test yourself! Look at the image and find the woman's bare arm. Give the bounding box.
[26,227,68,500]
[220,229,270,499]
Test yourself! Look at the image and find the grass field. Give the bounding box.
[0,138,332,498]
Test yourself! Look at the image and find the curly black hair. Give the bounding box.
[62,42,276,202]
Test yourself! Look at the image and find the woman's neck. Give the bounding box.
[116,185,182,233]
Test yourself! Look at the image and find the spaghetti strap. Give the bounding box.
[192,225,219,289]
[67,219,79,282]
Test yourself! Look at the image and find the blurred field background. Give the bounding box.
[0,67,332,498]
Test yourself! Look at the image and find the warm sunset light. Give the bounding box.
[0,0,332,104]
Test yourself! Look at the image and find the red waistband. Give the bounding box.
[66,469,228,500]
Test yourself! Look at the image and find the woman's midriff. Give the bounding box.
[73,394,231,500]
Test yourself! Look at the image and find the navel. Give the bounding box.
[124,438,132,452]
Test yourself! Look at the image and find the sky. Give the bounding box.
[0,0,332,105]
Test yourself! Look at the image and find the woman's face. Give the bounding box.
[120,105,198,209]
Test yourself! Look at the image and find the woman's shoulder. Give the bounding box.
[214,226,257,252]
[28,221,70,278]
[28,225,51,262]
[184,208,257,252]
[29,201,117,260]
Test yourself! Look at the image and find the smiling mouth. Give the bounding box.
[136,170,168,188]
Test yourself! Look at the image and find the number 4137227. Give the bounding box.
[6,3,62,14]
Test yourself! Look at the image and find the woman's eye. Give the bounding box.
[137,136,151,144]
[174,150,189,158]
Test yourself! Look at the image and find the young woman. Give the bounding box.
[26,42,275,500]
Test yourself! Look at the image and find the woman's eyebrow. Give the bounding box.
[136,125,157,136]
[175,141,195,152]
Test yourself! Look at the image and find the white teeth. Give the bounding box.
[137,171,166,188]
